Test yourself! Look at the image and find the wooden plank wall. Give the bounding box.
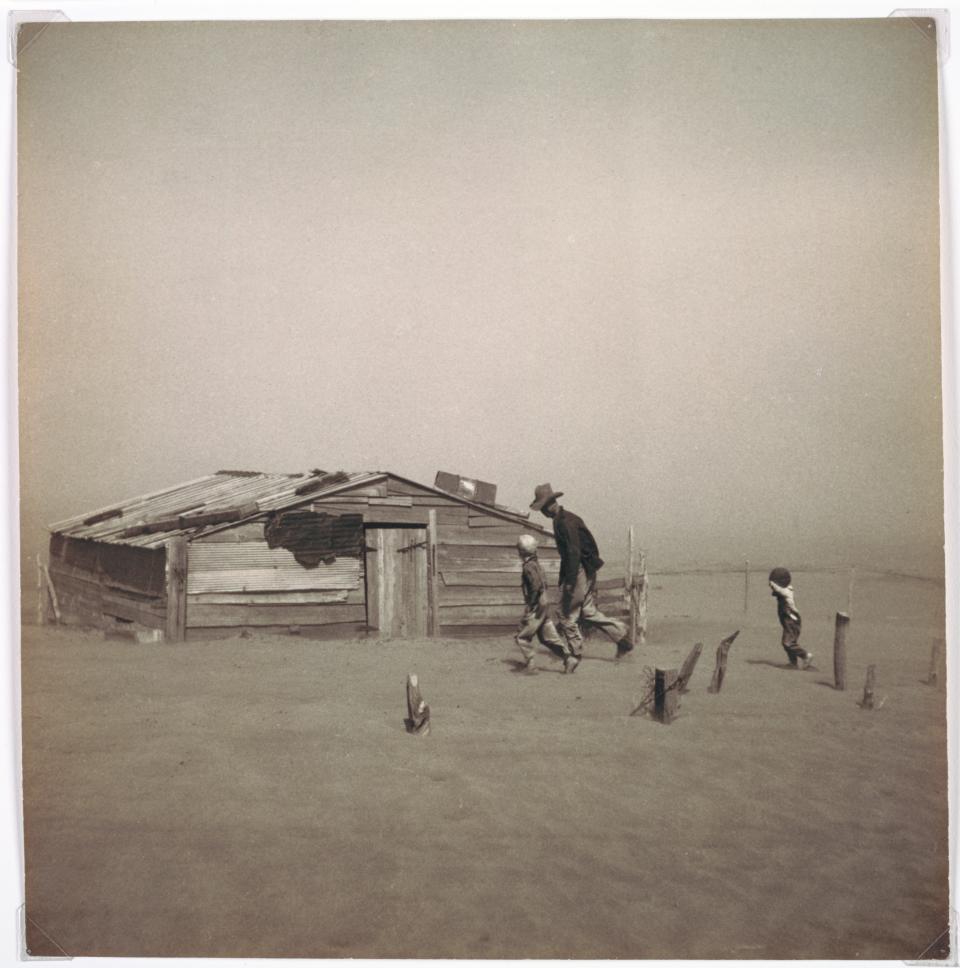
[188,530,366,633]
[386,477,560,633]
[47,543,167,629]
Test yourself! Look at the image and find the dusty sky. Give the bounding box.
[17,18,944,578]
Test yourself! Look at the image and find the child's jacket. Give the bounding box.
[520,555,549,614]
[770,581,801,624]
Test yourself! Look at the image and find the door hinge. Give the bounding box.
[397,540,428,553]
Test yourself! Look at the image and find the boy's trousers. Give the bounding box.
[516,606,570,663]
[781,616,804,663]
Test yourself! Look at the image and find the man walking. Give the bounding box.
[530,484,635,661]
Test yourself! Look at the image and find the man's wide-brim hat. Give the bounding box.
[530,483,563,511]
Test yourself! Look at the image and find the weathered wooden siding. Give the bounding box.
[47,537,168,629]
[187,531,365,633]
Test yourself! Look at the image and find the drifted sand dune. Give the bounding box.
[20,571,948,959]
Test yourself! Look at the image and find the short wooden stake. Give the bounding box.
[926,638,943,686]
[833,612,849,691]
[743,559,749,613]
[41,564,61,624]
[707,630,740,694]
[654,668,679,724]
[405,673,431,735]
[677,642,703,693]
[859,664,876,709]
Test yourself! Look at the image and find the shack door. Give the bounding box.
[365,526,429,637]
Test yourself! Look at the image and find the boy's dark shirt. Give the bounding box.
[552,508,605,586]
[520,554,548,613]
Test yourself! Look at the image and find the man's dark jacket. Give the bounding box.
[552,507,605,587]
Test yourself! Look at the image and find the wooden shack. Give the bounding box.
[44,469,633,641]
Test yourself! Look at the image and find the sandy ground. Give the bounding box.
[19,572,949,959]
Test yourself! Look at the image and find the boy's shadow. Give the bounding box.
[746,658,826,681]
[746,658,800,672]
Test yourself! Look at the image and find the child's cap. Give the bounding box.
[768,566,792,586]
[517,534,538,555]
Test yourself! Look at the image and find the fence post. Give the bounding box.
[707,630,740,694]
[41,564,61,624]
[637,551,648,646]
[36,556,44,625]
[654,668,679,723]
[165,537,188,642]
[626,526,636,646]
[677,642,703,693]
[427,510,440,636]
[744,558,749,613]
[833,612,849,690]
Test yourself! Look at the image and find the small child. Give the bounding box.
[768,566,813,670]
[515,534,579,674]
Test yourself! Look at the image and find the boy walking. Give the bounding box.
[515,534,579,674]
[768,566,813,669]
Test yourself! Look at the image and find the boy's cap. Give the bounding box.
[530,483,563,511]
[517,534,538,555]
[768,566,792,586]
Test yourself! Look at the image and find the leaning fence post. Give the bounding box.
[833,612,849,691]
[708,630,740,694]
[677,642,703,693]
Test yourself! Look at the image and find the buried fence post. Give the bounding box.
[707,630,740,694]
[405,673,431,735]
[677,642,703,693]
[926,637,943,686]
[833,612,850,691]
[859,664,877,709]
[654,668,679,724]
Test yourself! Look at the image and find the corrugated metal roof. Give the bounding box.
[49,469,544,546]
[49,471,383,548]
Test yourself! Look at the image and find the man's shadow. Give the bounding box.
[502,658,566,675]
